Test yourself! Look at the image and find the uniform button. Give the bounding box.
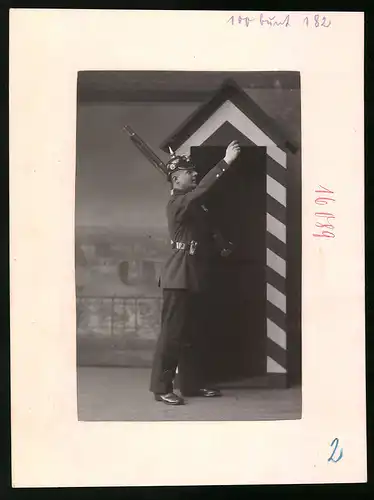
[216,174,220,178]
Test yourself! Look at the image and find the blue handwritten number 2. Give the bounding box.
[328,438,343,463]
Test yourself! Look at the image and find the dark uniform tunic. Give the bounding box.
[149,158,231,395]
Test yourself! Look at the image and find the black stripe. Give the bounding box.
[234,133,256,147]
[204,128,258,148]
[267,302,286,330]
[267,338,287,369]
[79,89,215,103]
[266,266,286,294]
[267,156,287,187]
[267,194,286,225]
[200,123,259,149]
[160,78,299,153]
[266,232,287,260]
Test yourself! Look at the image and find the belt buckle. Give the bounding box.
[189,240,197,255]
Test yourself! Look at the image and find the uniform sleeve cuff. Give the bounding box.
[220,160,229,172]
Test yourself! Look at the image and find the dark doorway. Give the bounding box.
[191,145,267,384]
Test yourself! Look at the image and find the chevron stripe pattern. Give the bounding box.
[176,99,288,376]
[266,156,287,374]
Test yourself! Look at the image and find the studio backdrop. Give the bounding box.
[75,71,301,388]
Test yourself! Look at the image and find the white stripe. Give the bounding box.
[267,213,286,243]
[266,249,286,278]
[176,100,287,168]
[267,356,286,373]
[267,284,287,313]
[267,175,287,207]
[267,319,287,349]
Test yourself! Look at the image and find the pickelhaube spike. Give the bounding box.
[166,145,195,181]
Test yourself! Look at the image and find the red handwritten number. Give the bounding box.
[313,187,335,238]
[315,213,335,230]
[313,231,335,238]
[315,197,336,205]
[315,224,334,230]
[315,212,335,219]
[315,185,334,194]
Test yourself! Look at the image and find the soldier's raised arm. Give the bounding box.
[223,141,241,166]
[178,141,241,213]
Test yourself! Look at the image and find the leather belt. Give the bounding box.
[171,240,198,255]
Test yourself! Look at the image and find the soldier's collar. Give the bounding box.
[171,187,194,195]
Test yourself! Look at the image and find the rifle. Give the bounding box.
[123,125,167,177]
[123,124,233,257]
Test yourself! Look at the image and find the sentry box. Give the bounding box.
[160,79,300,389]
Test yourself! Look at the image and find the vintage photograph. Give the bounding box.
[75,70,302,421]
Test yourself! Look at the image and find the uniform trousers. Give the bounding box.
[149,289,207,395]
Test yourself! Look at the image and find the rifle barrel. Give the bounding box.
[123,125,167,177]
[123,126,234,256]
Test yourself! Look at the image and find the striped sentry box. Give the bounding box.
[161,79,297,379]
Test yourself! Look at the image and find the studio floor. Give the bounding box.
[77,367,302,422]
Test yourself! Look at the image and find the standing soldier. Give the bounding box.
[150,141,241,405]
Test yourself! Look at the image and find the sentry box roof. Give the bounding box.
[160,79,299,157]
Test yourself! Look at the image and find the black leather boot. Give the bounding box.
[182,388,222,398]
[154,392,185,405]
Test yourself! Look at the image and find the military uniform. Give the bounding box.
[149,154,233,397]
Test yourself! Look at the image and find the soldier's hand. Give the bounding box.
[224,141,241,165]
